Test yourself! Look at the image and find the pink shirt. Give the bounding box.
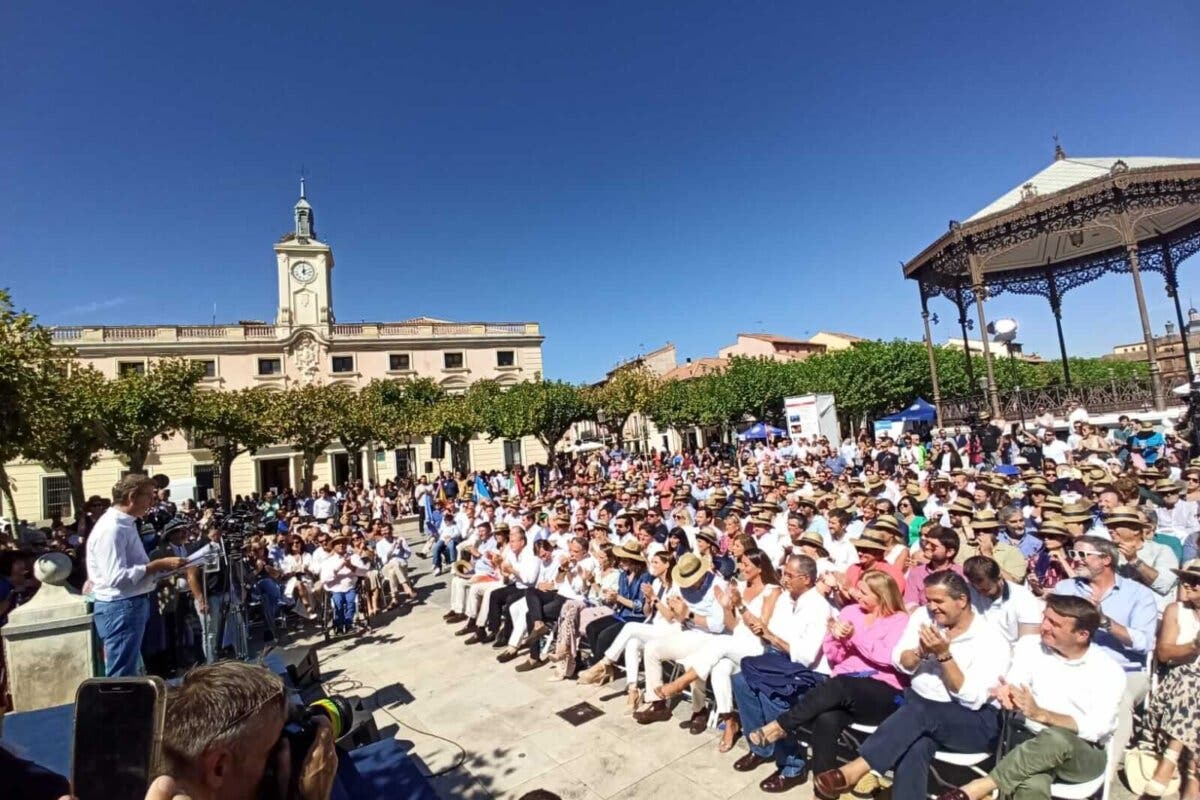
[903,562,963,607]
[822,604,910,691]
[845,561,907,597]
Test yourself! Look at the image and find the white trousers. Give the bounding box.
[449,576,470,613]
[681,634,765,713]
[469,581,503,625]
[604,621,672,689]
[642,628,719,697]
[507,597,528,647]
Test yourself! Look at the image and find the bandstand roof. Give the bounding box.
[904,153,1200,308]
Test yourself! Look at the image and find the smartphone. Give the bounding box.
[71,676,167,800]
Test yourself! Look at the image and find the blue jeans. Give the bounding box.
[199,591,236,663]
[332,589,357,630]
[432,537,460,569]
[859,690,1000,800]
[93,594,151,677]
[732,670,814,778]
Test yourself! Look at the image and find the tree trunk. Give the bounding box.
[345,445,360,483]
[0,462,18,527]
[67,465,87,521]
[217,449,236,511]
[614,414,629,450]
[302,453,317,495]
[127,447,147,475]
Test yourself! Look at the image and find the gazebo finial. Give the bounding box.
[1053,134,1066,161]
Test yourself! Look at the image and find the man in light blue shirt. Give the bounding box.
[1052,533,1156,771]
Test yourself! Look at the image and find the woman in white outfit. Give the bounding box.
[280,536,316,617]
[575,550,679,710]
[652,549,782,752]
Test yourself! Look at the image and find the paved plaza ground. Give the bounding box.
[289,521,1135,800]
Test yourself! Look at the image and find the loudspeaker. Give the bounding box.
[430,435,446,459]
[263,645,323,697]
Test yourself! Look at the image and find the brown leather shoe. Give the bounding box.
[496,647,520,664]
[514,658,545,673]
[633,700,672,725]
[733,752,771,772]
[683,708,709,735]
[454,621,477,636]
[760,769,808,793]
[813,769,851,800]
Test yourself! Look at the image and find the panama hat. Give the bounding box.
[1060,503,1093,525]
[795,530,828,555]
[1104,505,1148,530]
[695,527,720,549]
[611,541,646,563]
[1171,558,1200,580]
[947,497,975,516]
[452,559,474,579]
[853,530,889,552]
[970,510,1001,531]
[870,515,904,538]
[1124,748,1180,797]
[1037,519,1071,540]
[1041,495,1064,512]
[1154,478,1182,495]
[672,552,713,588]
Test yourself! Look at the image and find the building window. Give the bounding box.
[502,439,523,469]
[258,358,282,375]
[193,464,215,503]
[497,350,515,367]
[193,359,217,378]
[444,352,464,369]
[388,353,411,371]
[331,355,355,373]
[43,475,72,519]
[118,361,145,377]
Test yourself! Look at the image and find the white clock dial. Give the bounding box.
[291,261,316,283]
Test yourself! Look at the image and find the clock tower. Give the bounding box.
[274,179,334,328]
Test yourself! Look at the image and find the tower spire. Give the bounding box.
[294,173,314,240]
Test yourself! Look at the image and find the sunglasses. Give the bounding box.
[1066,549,1099,561]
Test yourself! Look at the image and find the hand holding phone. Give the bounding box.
[72,677,166,800]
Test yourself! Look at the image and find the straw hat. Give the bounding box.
[1060,503,1093,525]
[1154,478,1182,496]
[672,553,713,588]
[1171,559,1200,581]
[611,541,647,563]
[947,497,975,516]
[853,530,889,552]
[1042,496,1064,512]
[1037,519,1071,539]
[795,530,828,555]
[870,515,904,538]
[1125,749,1181,797]
[695,527,720,549]
[970,510,1001,532]
[1104,505,1147,530]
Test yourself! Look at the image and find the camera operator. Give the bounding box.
[186,524,234,663]
[161,661,337,800]
[86,475,188,677]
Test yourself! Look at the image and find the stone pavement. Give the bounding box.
[291,523,1133,800]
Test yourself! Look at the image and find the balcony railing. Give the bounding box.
[941,376,1181,423]
[49,320,540,345]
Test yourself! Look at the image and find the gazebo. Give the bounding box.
[903,147,1200,423]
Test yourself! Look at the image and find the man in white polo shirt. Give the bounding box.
[86,474,187,676]
[935,594,1124,800]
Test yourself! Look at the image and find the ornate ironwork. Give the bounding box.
[940,376,1180,424]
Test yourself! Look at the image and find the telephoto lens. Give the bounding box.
[282,694,355,763]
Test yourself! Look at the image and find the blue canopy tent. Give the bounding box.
[737,422,786,441]
[877,397,937,424]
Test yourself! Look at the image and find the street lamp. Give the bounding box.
[988,318,1021,426]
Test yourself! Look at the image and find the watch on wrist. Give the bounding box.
[936,652,953,663]
[1098,616,1112,632]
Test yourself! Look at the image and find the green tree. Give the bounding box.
[189,387,278,509]
[329,384,385,483]
[492,380,593,461]
[21,362,111,516]
[0,290,58,522]
[370,377,446,447]
[104,358,208,473]
[270,384,342,495]
[593,365,660,449]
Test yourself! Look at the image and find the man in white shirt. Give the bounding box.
[963,556,1041,645]
[935,594,1124,800]
[1153,478,1199,546]
[432,504,462,576]
[730,554,834,791]
[468,527,538,645]
[814,571,1011,800]
[87,474,187,676]
[312,488,335,522]
[1041,430,1071,464]
[375,527,417,607]
[319,535,368,635]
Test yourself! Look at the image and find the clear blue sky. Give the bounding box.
[3,2,1199,382]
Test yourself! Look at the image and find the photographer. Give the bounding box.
[161,661,337,800]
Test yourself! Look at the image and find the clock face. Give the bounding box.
[291,261,316,283]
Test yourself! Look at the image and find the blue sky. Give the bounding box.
[3,2,1199,382]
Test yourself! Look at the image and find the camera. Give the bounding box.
[282,695,354,760]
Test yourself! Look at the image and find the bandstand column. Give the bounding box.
[1046,270,1072,387]
[955,284,977,388]
[919,285,944,427]
[1124,239,1166,409]
[1164,247,1197,388]
[967,254,1001,418]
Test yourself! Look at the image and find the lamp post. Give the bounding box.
[988,318,1020,424]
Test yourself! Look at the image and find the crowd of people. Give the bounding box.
[426,417,1199,799]
[3,410,1200,799]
